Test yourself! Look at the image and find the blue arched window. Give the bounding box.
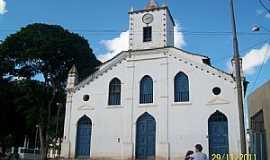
[140,76,153,104]
[174,72,189,102]
[108,78,121,105]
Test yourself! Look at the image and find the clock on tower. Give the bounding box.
[128,0,175,50]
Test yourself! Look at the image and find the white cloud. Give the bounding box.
[256,9,264,15]
[99,31,129,62]
[99,22,185,62]
[174,22,185,48]
[265,13,270,18]
[242,43,270,74]
[0,0,7,15]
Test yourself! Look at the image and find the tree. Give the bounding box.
[0,42,15,82]
[14,80,65,151]
[0,81,26,153]
[0,23,101,159]
[1,23,101,81]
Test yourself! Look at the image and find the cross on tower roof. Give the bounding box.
[145,0,159,10]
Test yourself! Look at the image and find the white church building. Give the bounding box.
[61,0,244,159]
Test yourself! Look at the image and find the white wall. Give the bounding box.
[166,51,241,159]
[61,48,241,159]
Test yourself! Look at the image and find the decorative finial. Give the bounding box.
[68,64,77,75]
[130,6,134,12]
[145,0,159,10]
[162,0,168,7]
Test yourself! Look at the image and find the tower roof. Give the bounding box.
[145,0,159,10]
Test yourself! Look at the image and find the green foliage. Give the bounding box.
[1,23,101,82]
[0,23,101,153]
[15,80,51,129]
[0,80,25,148]
[0,44,15,81]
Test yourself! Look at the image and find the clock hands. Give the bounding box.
[145,17,152,21]
[143,13,153,24]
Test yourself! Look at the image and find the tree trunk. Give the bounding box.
[42,78,57,160]
[38,74,58,160]
[38,125,47,160]
[39,76,49,160]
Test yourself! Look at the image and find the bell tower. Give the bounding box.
[129,0,175,50]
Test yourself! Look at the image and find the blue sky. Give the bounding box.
[1,0,270,98]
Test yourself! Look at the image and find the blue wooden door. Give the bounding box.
[136,113,156,160]
[208,111,229,156]
[76,116,92,158]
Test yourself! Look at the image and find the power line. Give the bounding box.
[259,0,270,14]
[211,38,270,63]
[1,28,270,36]
[240,39,270,53]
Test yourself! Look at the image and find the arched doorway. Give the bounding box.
[135,112,156,160]
[76,116,92,158]
[208,111,229,156]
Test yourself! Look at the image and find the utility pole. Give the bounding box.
[229,0,246,153]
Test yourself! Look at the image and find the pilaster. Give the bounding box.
[122,56,135,159]
[61,90,73,158]
[157,54,170,159]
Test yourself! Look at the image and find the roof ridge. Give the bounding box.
[74,47,235,92]
[165,49,234,81]
[75,51,129,90]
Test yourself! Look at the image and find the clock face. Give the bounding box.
[142,13,154,24]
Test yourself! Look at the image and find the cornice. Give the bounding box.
[75,51,130,91]
[74,47,236,92]
[128,6,175,26]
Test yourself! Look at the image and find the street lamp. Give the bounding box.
[252,25,260,32]
[251,24,270,33]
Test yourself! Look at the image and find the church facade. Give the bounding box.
[61,1,242,159]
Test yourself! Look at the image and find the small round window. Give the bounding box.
[212,87,221,95]
[83,95,90,101]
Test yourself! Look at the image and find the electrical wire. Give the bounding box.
[259,0,270,14]
[1,28,270,36]
[211,38,270,64]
